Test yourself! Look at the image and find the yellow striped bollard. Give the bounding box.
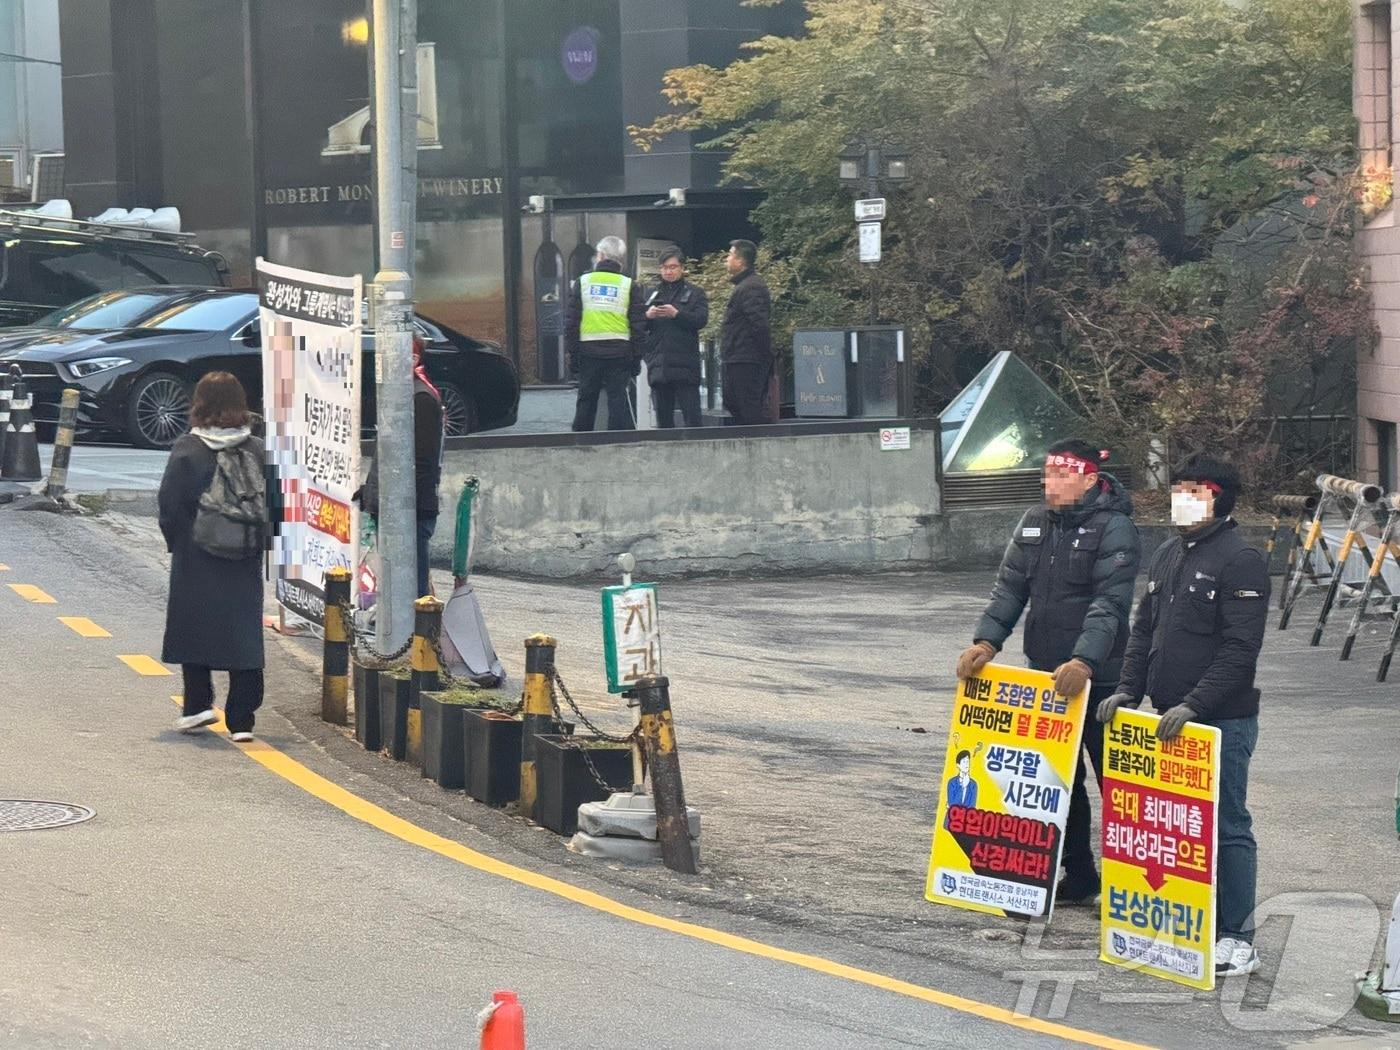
[408,595,445,767]
[321,567,352,724]
[519,634,557,820]
[635,674,697,874]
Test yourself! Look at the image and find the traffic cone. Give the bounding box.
[478,990,525,1049]
[1,378,41,482]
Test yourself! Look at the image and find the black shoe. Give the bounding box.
[1056,870,1100,905]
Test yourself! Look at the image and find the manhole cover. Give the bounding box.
[0,800,95,831]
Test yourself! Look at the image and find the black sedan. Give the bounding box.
[0,288,519,448]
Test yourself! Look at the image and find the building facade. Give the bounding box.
[1357,0,1400,488]
[0,0,62,191]
[57,0,801,379]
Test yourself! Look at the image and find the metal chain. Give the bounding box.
[338,597,412,671]
[549,669,637,744]
[548,668,641,794]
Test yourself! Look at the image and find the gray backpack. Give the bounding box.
[193,445,267,560]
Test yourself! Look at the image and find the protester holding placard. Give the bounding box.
[1098,455,1269,978]
[956,439,1140,905]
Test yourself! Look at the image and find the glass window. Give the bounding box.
[34,290,183,330]
[139,294,257,332]
[1377,420,1396,492]
[19,243,125,306]
[941,351,1088,473]
[121,250,220,287]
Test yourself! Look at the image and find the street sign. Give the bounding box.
[859,221,882,263]
[879,426,911,451]
[855,197,887,221]
[602,583,662,694]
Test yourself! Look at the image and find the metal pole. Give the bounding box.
[370,0,418,654]
[635,675,698,875]
[866,155,880,326]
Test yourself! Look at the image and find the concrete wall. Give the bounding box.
[436,420,948,578]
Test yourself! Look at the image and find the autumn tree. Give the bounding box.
[634,0,1366,489]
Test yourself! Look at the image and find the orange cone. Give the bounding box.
[479,990,525,1050]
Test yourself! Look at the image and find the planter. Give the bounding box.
[463,708,523,807]
[534,734,633,836]
[420,688,493,789]
[353,663,381,752]
[378,669,412,762]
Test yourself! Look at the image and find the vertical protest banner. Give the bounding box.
[257,258,363,627]
[601,583,661,693]
[1099,708,1220,990]
[925,663,1087,920]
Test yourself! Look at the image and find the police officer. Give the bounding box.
[1098,455,1267,978]
[566,235,647,432]
[955,439,1140,904]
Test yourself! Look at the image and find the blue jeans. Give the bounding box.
[416,517,437,599]
[1212,714,1258,943]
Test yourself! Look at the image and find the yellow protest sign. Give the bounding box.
[924,663,1087,919]
[1099,707,1221,990]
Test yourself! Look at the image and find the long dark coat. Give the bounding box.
[643,278,709,387]
[158,432,266,670]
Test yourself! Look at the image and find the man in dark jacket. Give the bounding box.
[1098,455,1267,978]
[411,336,444,598]
[355,335,444,598]
[644,247,709,428]
[566,235,647,432]
[719,239,773,426]
[956,439,1141,904]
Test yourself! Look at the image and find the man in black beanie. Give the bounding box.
[1099,454,1268,977]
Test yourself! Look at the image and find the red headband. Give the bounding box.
[1186,479,1223,495]
[1045,452,1101,475]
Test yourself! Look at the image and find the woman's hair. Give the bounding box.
[189,371,251,429]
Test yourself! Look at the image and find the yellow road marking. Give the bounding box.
[165,702,1153,1049]
[119,654,171,676]
[59,616,111,638]
[8,583,55,604]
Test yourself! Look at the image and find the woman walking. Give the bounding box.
[158,372,266,742]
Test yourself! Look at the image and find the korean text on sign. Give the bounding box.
[1099,707,1221,990]
[925,662,1087,920]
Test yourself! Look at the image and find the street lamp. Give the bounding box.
[838,143,865,186]
[836,138,911,323]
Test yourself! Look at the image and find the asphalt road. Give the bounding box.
[0,509,1120,1050]
[2,507,1398,1049]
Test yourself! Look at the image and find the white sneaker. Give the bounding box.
[1215,937,1260,976]
[177,710,218,734]
[229,731,254,743]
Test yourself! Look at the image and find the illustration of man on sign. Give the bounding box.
[947,749,979,809]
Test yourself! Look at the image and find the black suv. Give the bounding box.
[0,209,229,327]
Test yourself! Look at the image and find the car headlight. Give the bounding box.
[66,357,132,378]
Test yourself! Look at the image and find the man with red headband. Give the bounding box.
[1098,454,1267,978]
[956,438,1141,905]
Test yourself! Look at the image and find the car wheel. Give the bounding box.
[126,371,192,449]
[438,380,478,437]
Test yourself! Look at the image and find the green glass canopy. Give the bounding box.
[939,351,1086,473]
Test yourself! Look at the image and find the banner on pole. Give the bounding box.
[1099,708,1221,990]
[257,257,363,626]
[924,663,1087,920]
